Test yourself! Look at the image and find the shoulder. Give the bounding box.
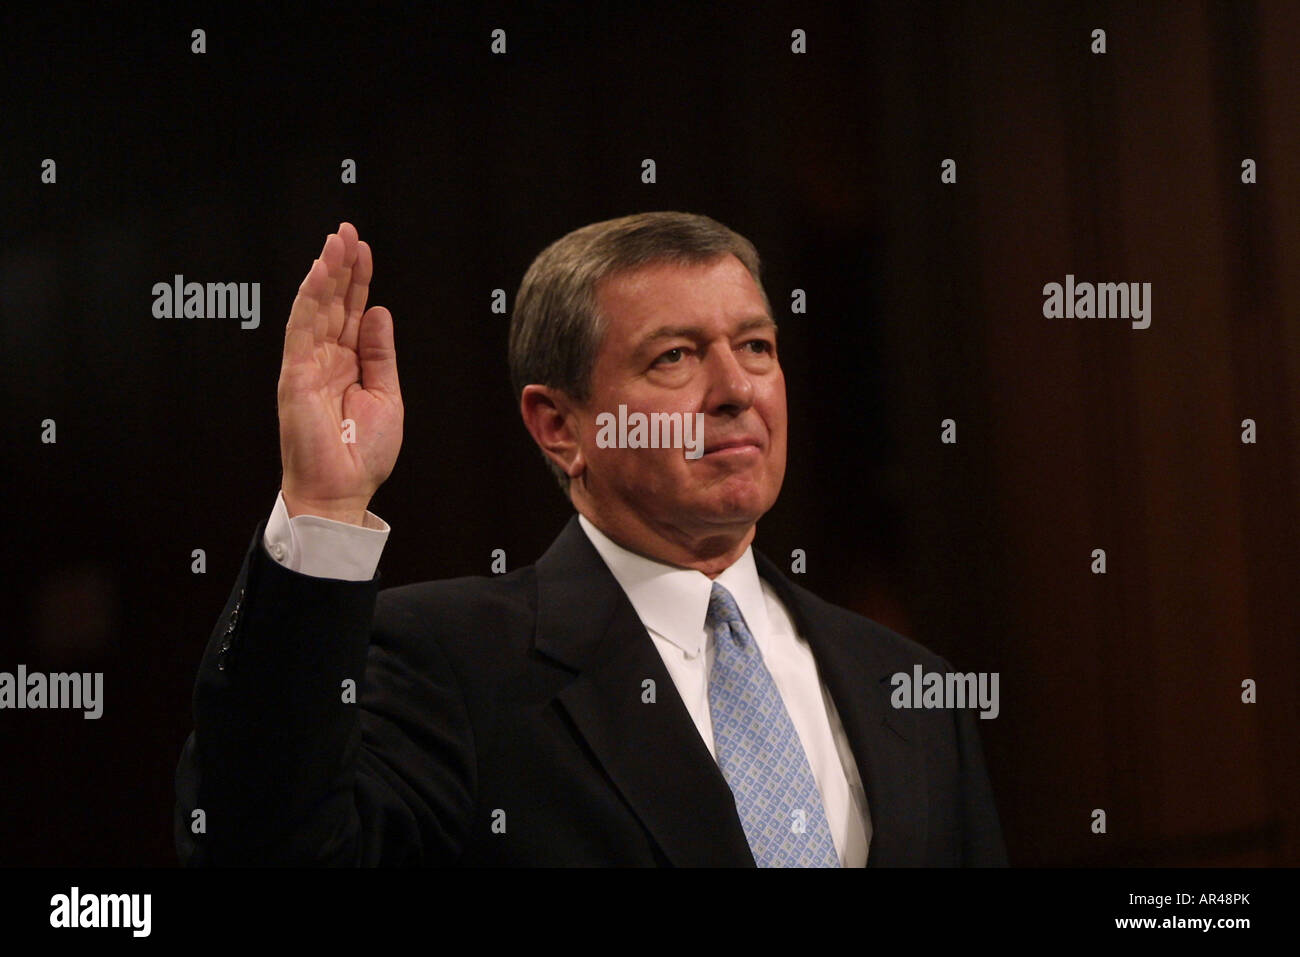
[763,564,956,673]
[372,566,538,646]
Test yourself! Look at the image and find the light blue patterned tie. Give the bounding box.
[706,582,841,867]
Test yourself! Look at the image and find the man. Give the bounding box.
[173,212,1007,866]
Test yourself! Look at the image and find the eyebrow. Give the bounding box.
[637,315,778,349]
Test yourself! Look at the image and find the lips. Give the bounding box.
[703,437,763,455]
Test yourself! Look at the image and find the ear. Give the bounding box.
[520,385,587,481]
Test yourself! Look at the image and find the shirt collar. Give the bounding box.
[577,513,771,658]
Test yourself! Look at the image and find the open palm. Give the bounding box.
[278,223,403,524]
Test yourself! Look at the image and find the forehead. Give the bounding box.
[594,255,768,332]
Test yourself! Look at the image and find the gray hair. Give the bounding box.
[508,210,770,495]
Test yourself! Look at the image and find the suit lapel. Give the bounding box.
[752,549,930,866]
[533,516,755,866]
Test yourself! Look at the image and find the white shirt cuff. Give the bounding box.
[262,490,390,581]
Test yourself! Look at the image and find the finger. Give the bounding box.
[357,305,399,396]
[283,257,330,367]
[328,223,360,343]
[340,239,373,351]
[316,231,343,317]
[338,221,359,254]
[315,230,347,342]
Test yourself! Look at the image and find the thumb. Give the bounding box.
[357,306,400,396]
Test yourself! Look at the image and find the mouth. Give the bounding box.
[702,438,763,456]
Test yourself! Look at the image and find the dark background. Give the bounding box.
[2,1,1296,866]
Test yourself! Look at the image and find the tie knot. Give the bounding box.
[706,582,748,639]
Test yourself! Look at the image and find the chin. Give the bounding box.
[690,487,773,527]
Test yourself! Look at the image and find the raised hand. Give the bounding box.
[277,223,403,526]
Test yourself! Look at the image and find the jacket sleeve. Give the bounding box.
[173,519,475,866]
[951,692,1009,866]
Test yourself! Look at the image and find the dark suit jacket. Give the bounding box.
[174,514,1008,866]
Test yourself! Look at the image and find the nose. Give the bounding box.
[702,340,754,414]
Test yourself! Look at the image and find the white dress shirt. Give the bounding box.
[262,491,871,865]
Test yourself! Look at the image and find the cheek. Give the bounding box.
[610,447,683,489]
[761,395,788,474]
[759,386,788,439]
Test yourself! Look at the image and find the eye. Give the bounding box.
[743,339,773,354]
[654,347,686,365]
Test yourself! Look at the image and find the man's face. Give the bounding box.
[572,254,787,542]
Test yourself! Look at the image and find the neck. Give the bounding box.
[573,498,755,579]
